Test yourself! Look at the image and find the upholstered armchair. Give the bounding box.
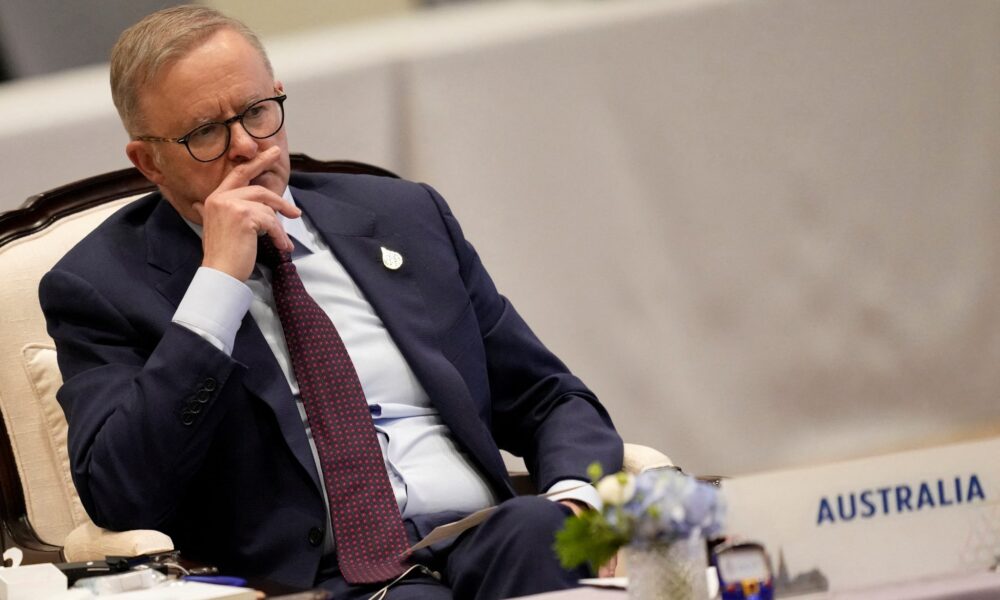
[0,155,672,564]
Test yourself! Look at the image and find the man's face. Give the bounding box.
[127,28,291,223]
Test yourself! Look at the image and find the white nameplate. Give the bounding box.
[723,436,1000,594]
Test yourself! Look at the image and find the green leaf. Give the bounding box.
[553,511,628,570]
[587,462,604,483]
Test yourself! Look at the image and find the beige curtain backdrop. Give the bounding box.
[381,0,1000,477]
[1,0,998,476]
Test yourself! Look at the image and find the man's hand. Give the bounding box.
[193,147,301,281]
[557,499,587,517]
[556,499,618,577]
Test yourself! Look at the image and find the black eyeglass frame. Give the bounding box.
[134,94,287,163]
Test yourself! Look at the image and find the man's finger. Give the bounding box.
[260,215,294,252]
[235,186,302,219]
[215,146,282,192]
[243,199,293,250]
[598,553,618,578]
[272,196,302,219]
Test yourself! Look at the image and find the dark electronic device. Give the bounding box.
[55,558,131,585]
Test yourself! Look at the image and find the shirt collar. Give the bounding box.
[277,187,318,256]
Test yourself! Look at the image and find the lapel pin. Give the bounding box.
[381,246,404,271]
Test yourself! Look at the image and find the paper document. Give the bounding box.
[407,505,498,552]
[407,482,589,553]
[579,577,627,589]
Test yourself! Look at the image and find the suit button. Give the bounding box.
[195,389,211,403]
[202,378,218,392]
[307,527,324,547]
[181,413,196,426]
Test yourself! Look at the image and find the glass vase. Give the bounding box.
[624,536,709,600]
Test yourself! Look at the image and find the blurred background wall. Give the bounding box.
[0,0,175,80]
[1,0,998,477]
[0,0,423,80]
[201,0,419,38]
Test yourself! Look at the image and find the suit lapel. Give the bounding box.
[143,195,322,492]
[293,184,513,495]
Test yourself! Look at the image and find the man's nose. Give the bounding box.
[227,121,258,161]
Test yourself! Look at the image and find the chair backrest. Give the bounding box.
[0,154,397,559]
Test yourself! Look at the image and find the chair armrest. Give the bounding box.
[508,443,674,494]
[62,521,174,562]
[622,443,674,474]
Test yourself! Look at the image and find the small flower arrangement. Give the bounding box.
[554,464,726,569]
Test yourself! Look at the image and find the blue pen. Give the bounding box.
[183,575,249,587]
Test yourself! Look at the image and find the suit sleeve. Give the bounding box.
[420,184,624,491]
[39,267,244,531]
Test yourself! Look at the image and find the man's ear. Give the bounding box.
[126,140,166,185]
[275,80,285,94]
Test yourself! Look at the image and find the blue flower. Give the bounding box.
[596,469,725,544]
[554,467,726,568]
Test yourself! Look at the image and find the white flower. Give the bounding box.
[596,472,637,506]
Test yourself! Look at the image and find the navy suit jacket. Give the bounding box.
[39,172,622,587]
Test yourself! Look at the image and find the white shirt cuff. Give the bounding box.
[544,478,603,511]
[172,267,253,355]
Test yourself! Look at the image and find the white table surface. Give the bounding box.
[523,570,1000,599]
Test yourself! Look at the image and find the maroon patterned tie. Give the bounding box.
[258,238,410,584]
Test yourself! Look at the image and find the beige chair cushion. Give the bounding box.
[62,522,174,563]
[19,342,176,562]
[0,197,135,545]
[623,442,673,473]
[19,343,89,544]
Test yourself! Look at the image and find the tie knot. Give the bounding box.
[257,236,291,269]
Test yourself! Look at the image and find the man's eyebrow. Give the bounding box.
[184,94,267,129]
[188,114,218,127]
[234,96,256,111]
[238,94,268,111]
[184,108,224,129]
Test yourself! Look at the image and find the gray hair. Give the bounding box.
[110,4,273,136]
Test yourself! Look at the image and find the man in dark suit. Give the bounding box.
[40,6,622,598]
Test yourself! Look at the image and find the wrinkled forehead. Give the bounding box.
[138,28,275,128]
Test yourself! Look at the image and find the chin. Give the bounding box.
[252,171,286,194]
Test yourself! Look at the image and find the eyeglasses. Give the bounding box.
[134,94,287,162]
